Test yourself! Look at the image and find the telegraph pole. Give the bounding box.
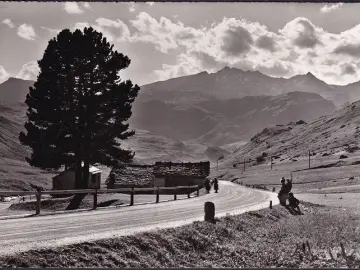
[270,156,273,170]
[243,158,246,172]
[308,150,311,169]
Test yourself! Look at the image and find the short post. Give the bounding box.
[35,189,41,215]
[270,200,272,209]
[156,187,160,203]
[130,187,134,206]
[93,187,98,210]
[174,187,177,201]
[272,187,276,192]
[204,201,215,224]
[187,185,191,198]
[196,185,200,197]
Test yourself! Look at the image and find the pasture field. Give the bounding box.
[213,153,360,194]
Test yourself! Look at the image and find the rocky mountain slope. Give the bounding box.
[222,100,360,166]
[139,67,354,108]
[131,91,336,145]
[0,77,34,103]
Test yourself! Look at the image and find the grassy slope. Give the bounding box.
[222,100,360,167]
[1,202,359,268]
[0,102,212,191]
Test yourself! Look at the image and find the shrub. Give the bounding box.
[256,156,265,163]
[339,155,348,159]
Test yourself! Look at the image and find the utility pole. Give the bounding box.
[308,149,311,169]
[270,156,273,170]
[217,159,219,171]
[243,158,246,172]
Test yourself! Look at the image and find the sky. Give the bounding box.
[1,2,360,86]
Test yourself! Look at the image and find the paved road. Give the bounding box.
[0,181,278,256]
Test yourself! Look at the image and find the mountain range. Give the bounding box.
[1,66,360,190]
[0,67,352,146]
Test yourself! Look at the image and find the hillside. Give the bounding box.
[0,102,214,190]
[131,92,336,145]
[222,100,360,166]
[0,78,34,103]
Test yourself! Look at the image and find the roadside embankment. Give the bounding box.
[1,201,359,268]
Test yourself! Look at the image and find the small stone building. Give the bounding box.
[52,165,101,190]
[153,161,210,187]
[106,164,155,189]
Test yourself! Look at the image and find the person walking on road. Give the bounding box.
[204,177,211,193]
[212,178,219,193]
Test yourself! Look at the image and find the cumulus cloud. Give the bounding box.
[2,19,15,28]
[341,63,357,75]
[129,2,136,12]
[82,2,93,10]
[146,2,155,6]
[280,18,321,48]
[16,61,40,80]
[333,43,360,57]
[130,12,205,53]
[74,18,130,42]
[41,26,61,34]
[221,26,253,56]
[64,2,84,14]
[256,35,276,52]
[17,24,36,40]
[0,65,10,83]
[320,3,343,14]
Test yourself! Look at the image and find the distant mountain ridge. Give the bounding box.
[0,77,34,103]
[0,71,339,146]
[131,91,336,145]
[139,67,358,108]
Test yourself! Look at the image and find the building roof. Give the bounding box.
[53,165,101,180]
[153,161,210,177]
[108,164,155,187]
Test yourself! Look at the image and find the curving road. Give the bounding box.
[0,181,278,256]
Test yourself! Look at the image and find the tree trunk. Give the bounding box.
[82,157,90,189]
[74,158,82,189]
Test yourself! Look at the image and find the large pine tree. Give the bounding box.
[20,27,140,189]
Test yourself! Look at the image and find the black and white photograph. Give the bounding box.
[1,0,360,267]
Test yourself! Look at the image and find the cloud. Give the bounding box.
[221,26,253,56]
[333,43,360,57]
[129,2,136,13]
[0,65,10,83]
[146,2,155,6]
[74,18,130,43]
[16,61,40,80]
[280,18,321,48]
[64,2,84,14]
[341,63,357,75]
[130,12,204,53]
[2,18,15,28]
[17,24,36,40]
[320,3,343,14]
[256,35,276,52]
[41,26,61,34]
[82,2,93,10]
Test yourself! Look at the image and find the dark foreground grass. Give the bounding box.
[1,202,360,268]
